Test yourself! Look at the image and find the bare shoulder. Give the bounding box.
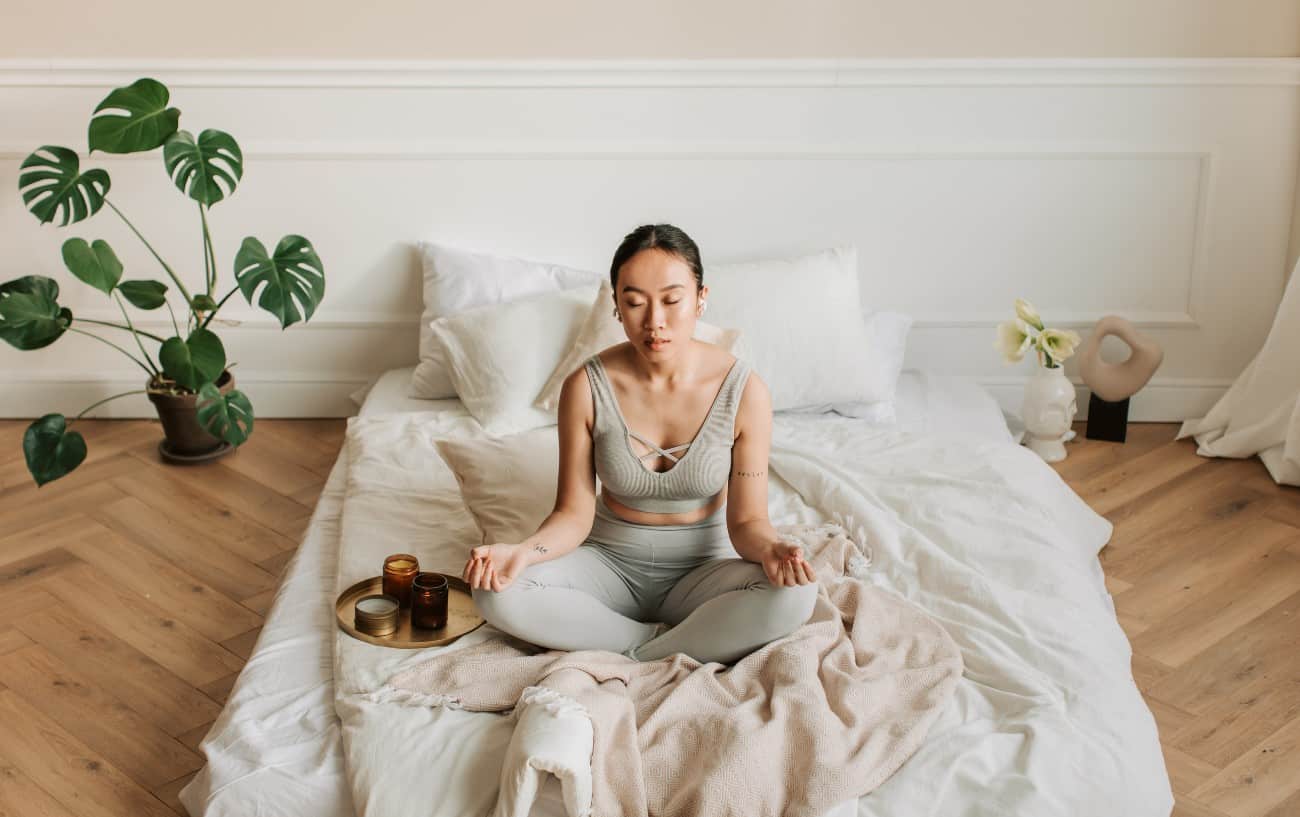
[559,362,596,429]
[561,362,594,398]
[594,341,634,375]
[738,368,770,411]
[699,338,737,372]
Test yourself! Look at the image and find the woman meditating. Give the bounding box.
[462,224,819,665]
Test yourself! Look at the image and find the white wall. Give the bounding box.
[1,58,1297,421]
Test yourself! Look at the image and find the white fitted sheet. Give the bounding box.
[180,368,1046,817]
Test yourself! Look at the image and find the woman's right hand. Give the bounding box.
[462,543,531,592]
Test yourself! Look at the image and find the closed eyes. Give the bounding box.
[626,299,682,308]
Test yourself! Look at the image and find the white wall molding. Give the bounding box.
[1,58,1297,89]
[68,311,426,331]
[0,141,1217,160]
[4,145,1215,336]
[0,368,376,384]
[2,58,1294,420]
[65,307,1199,332]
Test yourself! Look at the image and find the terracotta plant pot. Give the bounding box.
[146,370,235,456]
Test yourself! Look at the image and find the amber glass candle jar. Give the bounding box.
[411,572,449,630]
[382,553,419,609]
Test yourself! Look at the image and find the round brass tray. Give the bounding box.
[335,573,484,649]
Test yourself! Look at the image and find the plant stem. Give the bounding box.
[164,299,182,336]
[68,327,156,378]
[112,290,161,374]
[105,199,195,307]
[199,202,212,297]
[200,203,217,295]
[199,286,241,331]
[70,389,148,424]
[76,317,167,344]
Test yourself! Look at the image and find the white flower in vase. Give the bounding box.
[1014,298,1044,330]
[996,298,1080,462]
[994,318,1039,364]
[1038,328,1082,368]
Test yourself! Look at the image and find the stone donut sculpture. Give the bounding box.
[1076,315,1163,402]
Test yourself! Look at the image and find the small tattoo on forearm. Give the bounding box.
[532,544,549,554]
[735,470,766,478]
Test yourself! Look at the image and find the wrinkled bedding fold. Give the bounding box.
[331,411,1173,817]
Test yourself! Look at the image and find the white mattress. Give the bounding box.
[179,368,1020,816]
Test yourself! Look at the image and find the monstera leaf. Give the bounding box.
[88,78,180,154]
[159,328,226,391]
[61,238,123,295]
[23,414,87,486]
[233,235,325,329]
[18,146,111,226]
[163,129,243,206]
[118,280,168,309]
[0,276,72,350]
[197,382,254,446]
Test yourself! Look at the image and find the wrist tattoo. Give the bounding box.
[532,544,549,554]
[735,469,766,478]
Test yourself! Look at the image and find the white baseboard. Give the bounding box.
[0,376,373,420]
[981,376,1230,423]
[1,374,1227,423]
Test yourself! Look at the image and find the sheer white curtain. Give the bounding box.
[1177,255,1300,486]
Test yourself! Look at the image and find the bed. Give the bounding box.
[178,360,1173,817]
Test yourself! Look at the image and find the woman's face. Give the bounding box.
[613,249,707,360]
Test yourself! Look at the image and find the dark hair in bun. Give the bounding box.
[610,224,703,292]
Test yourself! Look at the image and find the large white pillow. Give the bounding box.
[432,285,599,436]
[702,246,876,411]
[434,427,560,546]
[532,278,747,413]
[411,242,601,398]
[779,309,914,422]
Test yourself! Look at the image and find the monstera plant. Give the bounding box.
[4,77,325,486]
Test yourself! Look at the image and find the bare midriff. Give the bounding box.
[600,487,727,527]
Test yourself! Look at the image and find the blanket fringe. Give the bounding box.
[519,685,589,718]
[829,512,875,575]
[359,685,463,710]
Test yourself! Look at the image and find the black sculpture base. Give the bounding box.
[1085,394,1130,442]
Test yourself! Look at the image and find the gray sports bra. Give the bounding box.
[584,353,751,514]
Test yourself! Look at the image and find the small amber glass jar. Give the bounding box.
[382,553,419,609]
[411,572,449,630]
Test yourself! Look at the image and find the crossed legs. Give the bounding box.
[471,545,818,665]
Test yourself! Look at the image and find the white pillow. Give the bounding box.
[532,278,748,413]
[778,310,914,422]
[432,285,599,436]
[411,242,601,398]
[702,247,876,411]
[434,427,560,546]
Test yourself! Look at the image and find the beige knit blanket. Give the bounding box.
[387,522,963,817]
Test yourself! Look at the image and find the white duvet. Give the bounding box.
[328,410,1173,817]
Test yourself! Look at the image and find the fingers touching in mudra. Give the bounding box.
[762,540,816,587]
[462,543,530,592]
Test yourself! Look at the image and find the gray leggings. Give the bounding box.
[472,496,818,665]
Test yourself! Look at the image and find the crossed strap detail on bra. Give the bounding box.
[628,431,690,464]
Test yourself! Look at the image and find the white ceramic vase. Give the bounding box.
[1021,364,1078,462]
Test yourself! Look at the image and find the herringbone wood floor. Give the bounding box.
[0,419,1297,816]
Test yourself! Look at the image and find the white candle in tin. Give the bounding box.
[356,596,398,616]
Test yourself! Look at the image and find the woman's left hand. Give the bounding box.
[760,539,817,587]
